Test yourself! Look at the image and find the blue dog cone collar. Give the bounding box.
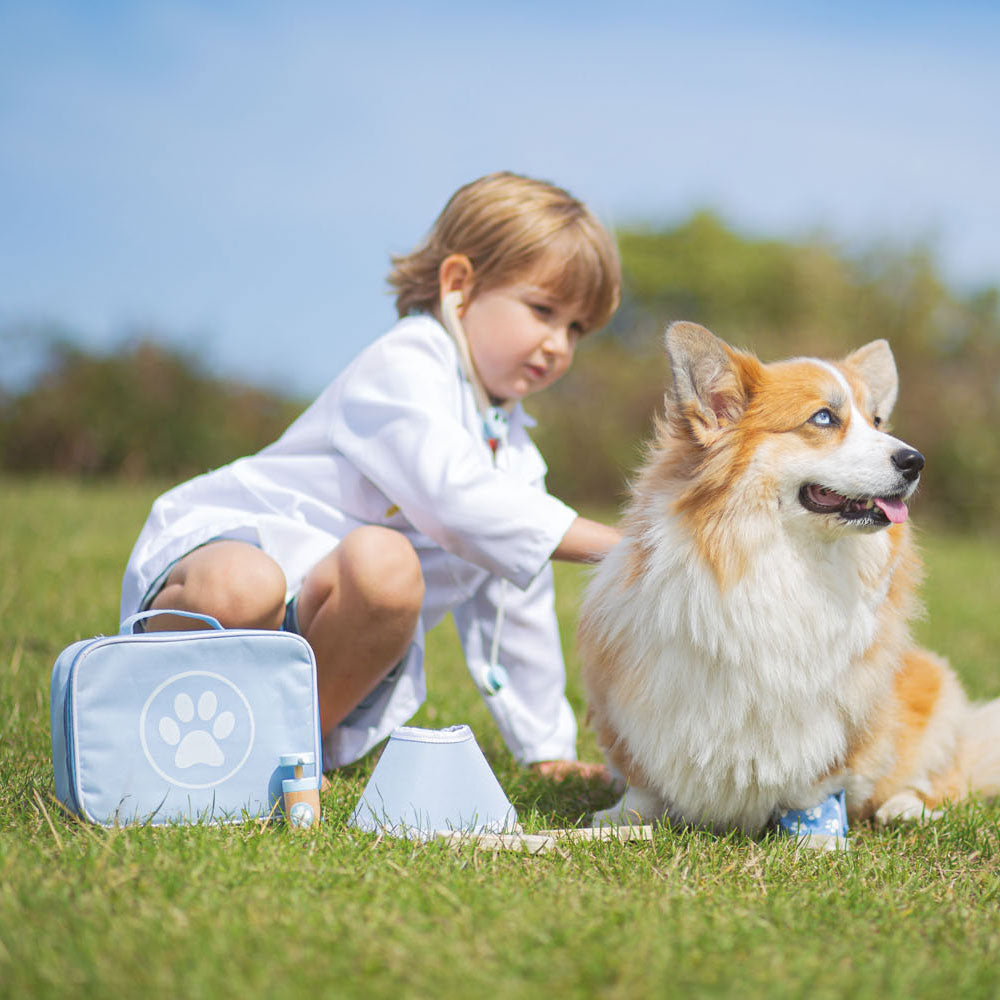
[348,724,517,839]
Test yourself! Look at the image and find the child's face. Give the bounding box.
[461,280,586,402]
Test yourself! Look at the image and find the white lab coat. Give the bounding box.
[120,314,579,768]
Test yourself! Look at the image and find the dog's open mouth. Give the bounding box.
[798,484,909,526]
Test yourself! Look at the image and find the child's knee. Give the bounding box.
[219,559,287,626]
[340,527,425,617]
[156,542,287,629]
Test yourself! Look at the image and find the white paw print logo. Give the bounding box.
[158,690,236,769]
[139,671,254,789]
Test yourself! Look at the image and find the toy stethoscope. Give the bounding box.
[440,289,512,699]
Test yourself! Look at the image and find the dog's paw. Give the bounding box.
[590,786,665,828]
[591,804,643,828]
[875,792,944,827]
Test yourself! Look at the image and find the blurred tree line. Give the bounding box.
[2,211,998,529]
[0,337,302,480]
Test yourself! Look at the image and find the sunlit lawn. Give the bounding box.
[2,478,999,999]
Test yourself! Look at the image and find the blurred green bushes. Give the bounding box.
[532,211,1000,531]
[0,337,303,480]
[2,211,998,529]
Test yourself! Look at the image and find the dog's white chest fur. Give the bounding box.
[589,515,893,832]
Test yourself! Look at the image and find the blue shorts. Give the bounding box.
[281,594,302,635]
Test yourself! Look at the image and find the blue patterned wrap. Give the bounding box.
[777,789,848,840]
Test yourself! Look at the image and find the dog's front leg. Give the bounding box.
[591,784,667,827]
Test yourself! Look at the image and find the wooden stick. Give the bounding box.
[438,825,654,853]
[540,824,654,843]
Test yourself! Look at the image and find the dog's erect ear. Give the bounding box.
[843,339,898,422]
[665,322,751,445]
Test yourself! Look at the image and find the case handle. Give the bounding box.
[118,609,224,634]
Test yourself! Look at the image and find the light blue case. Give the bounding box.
[51,610,322,826]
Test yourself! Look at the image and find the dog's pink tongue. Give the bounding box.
[875,497,909,523]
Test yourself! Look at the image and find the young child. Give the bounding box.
[120,171,622,778]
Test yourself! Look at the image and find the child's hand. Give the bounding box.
[531,760,615,784]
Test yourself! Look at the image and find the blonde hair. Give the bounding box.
[388,172,621,332]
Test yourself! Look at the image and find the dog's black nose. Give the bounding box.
[892,448,925,482]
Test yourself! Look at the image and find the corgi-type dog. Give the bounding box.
[579,322,1000,837]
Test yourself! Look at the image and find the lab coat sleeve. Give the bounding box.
[328,322,577,589]
[451,566,578,764]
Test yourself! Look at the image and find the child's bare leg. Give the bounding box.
[147,540,287,631]
[295,526,424,734]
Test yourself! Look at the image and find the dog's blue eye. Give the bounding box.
[810,409,835,427]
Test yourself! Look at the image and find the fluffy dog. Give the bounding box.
[579,322,1000,837]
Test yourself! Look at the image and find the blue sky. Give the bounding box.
[2,1,998,395]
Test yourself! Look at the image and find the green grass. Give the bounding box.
[2,477,999,999]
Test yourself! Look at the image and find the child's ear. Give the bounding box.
[439,254,474,312]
